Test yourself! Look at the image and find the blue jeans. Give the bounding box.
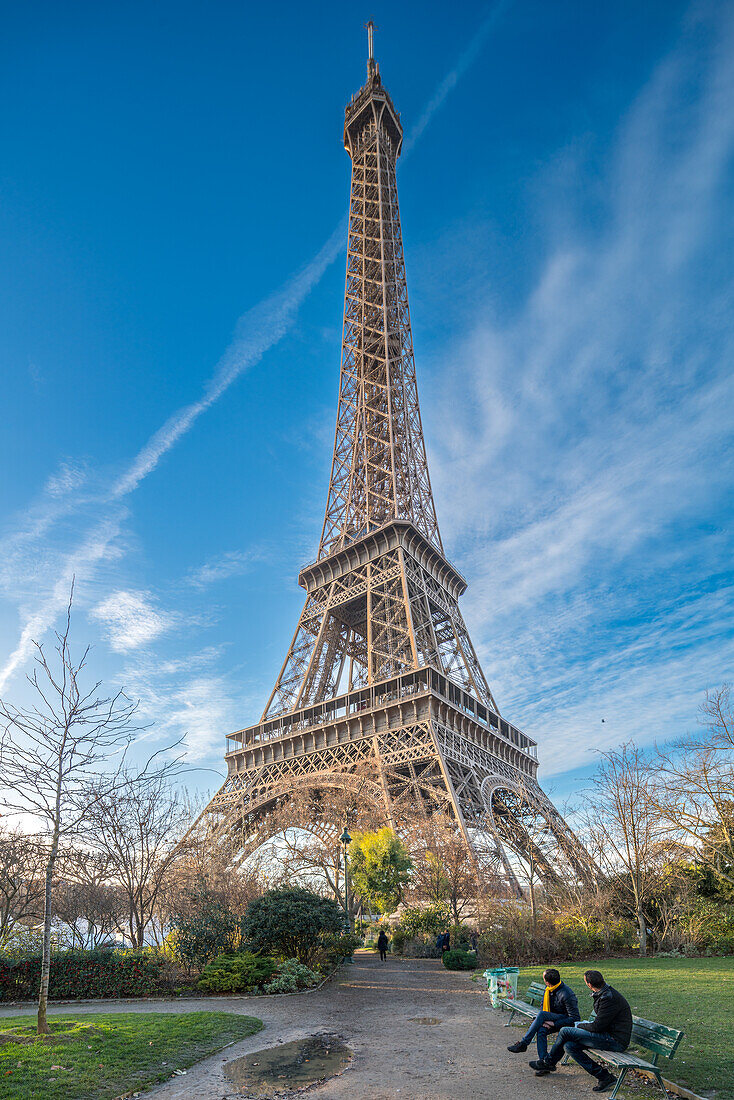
[521,1011,577,1061]
[549,1024,625,1077]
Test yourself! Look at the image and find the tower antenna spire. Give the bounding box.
[365,18,377,77]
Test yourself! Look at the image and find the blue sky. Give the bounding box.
[1,0,732,807]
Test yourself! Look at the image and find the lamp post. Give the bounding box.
[340,827,352,933]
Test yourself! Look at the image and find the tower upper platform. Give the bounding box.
[344,63,403,158]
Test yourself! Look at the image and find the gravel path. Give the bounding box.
[0,952,622,1098]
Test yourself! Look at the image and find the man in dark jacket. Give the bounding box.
[377,928,389,962]
[436,930,450,954]
[507,968,580,1063]
[533,969,633,1092]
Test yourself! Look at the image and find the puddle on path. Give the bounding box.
[408,1017,442,1025]
[223,1033,351,1096]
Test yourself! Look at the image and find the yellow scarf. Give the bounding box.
[542,980,562,1012]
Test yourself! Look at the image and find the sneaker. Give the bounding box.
[532,1060,557,1075]
[592,1071,617,1093]
[507,1041,528,1053]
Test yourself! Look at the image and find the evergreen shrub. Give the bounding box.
[316,932,362,971]
[242,888,344,967]
[197,951,276,994]
[169,883,245,968]
[442,948,477,970]
[263,958,320,994]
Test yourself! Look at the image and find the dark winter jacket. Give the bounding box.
[585,984,633,1048]
[377,932,389,950]
[548,982,580,1022]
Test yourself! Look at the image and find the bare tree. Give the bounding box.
[84,772,192,947]
[552,824,618,954]
[159,841,260,930]
[406,813,481,925]
[268,827,348,904]
[0,585,177,1032]
[54,850,125,948]
[585,743,673,956]
[0,830,47,945]
[655,684,734,891]
[643,860,699,951]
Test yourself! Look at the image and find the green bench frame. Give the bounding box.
[585,1016,684,1099]
[500,982,684,1099]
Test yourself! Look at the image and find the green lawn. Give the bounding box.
[519,958,733,1099]
[0,1011,263,1100]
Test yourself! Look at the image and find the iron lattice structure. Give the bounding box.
[205,43,595,897]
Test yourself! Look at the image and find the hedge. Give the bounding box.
[0,949,167,1001]
[197,951,276,994]
[442,948,477,970]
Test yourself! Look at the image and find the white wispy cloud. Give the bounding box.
[91,590,178,652]
[0,231,343,691]
[110,225,345,501]
[45,461,88,498]
[120,646,261,764]
[186,549,261,589]
[425,3,734,776]
[0,513,127,692]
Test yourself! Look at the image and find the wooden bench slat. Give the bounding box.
[499,998,537,1016]
[498,980,544,1023]
[596,1052,660,1069]
[630,1020,683,1058]
[635,1038,681,1060]
[634,1019,681,1039]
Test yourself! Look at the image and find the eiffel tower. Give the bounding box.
[206,29,595,897]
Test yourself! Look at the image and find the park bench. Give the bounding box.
[500,983,684,1099]
[499,980,546,1025]
[580,1016,685,1099]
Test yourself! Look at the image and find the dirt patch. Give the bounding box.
[407,1016,442,1025]
[223,1032,351,1096]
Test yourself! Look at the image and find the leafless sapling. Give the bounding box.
[0,585,177,1032]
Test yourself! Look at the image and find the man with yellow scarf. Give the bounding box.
[507,968,580,1063]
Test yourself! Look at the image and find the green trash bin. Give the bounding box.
[484,966,519,1007]
[502,966,519,1002]
[484,967,506,1007]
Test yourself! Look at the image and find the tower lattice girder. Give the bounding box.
[204,45,595,897]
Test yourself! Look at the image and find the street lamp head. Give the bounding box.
[340,828,352,846]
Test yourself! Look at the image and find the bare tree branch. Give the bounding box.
[0,582,180,1032]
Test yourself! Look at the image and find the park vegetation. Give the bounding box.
[0,1011,264,1100]
[0,587,732,1018]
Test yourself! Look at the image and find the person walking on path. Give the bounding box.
[377,928,389,962]
[506,967,579,1062]
[532,969,633,1093]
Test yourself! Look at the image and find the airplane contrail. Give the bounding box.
[0,9,508,691]
[403,2,510,157]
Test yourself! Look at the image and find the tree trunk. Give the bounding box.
[38,834,60,1035]
[637,903,647,958]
